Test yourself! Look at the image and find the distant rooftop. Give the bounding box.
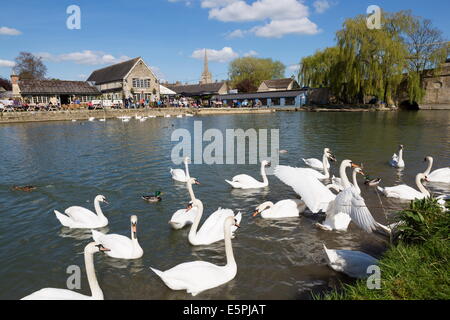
[166,82,226,96]
[87,57,140,85]
[18,79,100,95]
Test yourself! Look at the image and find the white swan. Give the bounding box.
[225,160,270,189]
[91,215,143,259]
[276,160,381,233]
[21,242,109,300]
[88,117,95,122]
[252,199,306,219]
[328,165,364,193]
[390,144,405,168]
[150,216,238,296]
[187,199,242,246]
[377,173,430,200]
[54,195,109,229]
[323,244,378,279]
[169,177,200,229]
[302,148,335,171]
[296,149,336,179]
[423,156,450,183]
[170,157,191,183]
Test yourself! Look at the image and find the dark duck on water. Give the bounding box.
[12,185,37,192]
[142,191,162,203]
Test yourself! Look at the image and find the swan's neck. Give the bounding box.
[424,158,433,176]
[322,154,330,176]
[187,181,196,201]
[261,201,274,214]
[416,176,430,197]
[188,201,203,245]
[224,223,236,268]
[352,169,361,194]
[94,199,106,219]
[84,247,103,299]
[260,163,268,184]
[398,148,403,162]
[340,164,351,188]
[184,161,190,178]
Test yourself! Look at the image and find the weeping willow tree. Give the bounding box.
[299,10,447,105]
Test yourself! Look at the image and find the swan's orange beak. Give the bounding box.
[132,223,137,234]
[351,163,361,168]
[185,203,193,212]
[252,210,260,217]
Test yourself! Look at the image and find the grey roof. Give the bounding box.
[261,78,298,89]
[87,57,140,84]
[0,90,13,99]
[166,82,226,96]
[214,90,306,100]
[19,79,101,95]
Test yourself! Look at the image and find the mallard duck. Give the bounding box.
[142,191,162,203]
[12,185,37,192]
[364,176,381,186]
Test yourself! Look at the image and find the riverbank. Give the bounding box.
[319,198,450,300]
[0,107,275,124]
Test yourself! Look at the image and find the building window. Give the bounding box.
[132,78,151,88]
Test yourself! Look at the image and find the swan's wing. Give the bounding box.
[275,165,335,213]
[198,208,234,237]
[171,168,186,179]
[64,206,98,224]
[348,189,378,233]
[92,230,132,256]
[230,174,260,185]
[295,168,325,179]
[429,167,450,182]
[303,158,323,169]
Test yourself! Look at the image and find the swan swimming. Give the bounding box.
[170,157,191,183]
[169,177,200,229]
[54,195,109,229]
[302,148,335,171]
[91,215,143,259]
[377,173,430,201]
[296,149,336,180]
[252,199,306,219]
[187,199,241,246]
[21,242,109,300]
[323,244,378,279]
[390,144,405,168]
[423,156,450,184]
[225,160,271,189]
[150,216,239,296]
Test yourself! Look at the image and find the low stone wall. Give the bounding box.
[0,107,275,124]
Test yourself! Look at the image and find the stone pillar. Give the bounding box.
[11,74,20,99]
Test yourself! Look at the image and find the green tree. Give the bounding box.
[229,57,285,93]
[12,52,47,80]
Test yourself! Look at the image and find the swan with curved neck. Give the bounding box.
[298,149,336,180]
[169,177,200,229]
[170,157,191,183]
[252,199,306,219]
[423,156,450,183]
[54,195,109,229]
[92,215,143,259]
[150,216,238,296]
[187,199,241,246]
[21,242,109,300]
[225,160,271,189]
[302,148,336,171]
[390,144,405,168]
[378,173,430,200]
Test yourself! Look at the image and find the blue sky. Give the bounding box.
[0,0,449,83]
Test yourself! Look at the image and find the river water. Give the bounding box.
[0,111,449,300]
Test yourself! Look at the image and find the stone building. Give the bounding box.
[87,57,160,102]
[11,75,100,104]
[199,50,213,85]
[257,78,300,92]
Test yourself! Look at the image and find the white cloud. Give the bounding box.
[191,47,238,63]
[252,18,319,38]
[0,26,21,35]
[244,50,258,57]
[287,64,300,72]
[313,0,331,13]
[201,0,239,8]
[209,0,309,22]
[0,59,15,67]
[225,29,246,39]
[37,51,131,65]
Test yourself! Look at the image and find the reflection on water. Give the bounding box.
[0,111,449,300]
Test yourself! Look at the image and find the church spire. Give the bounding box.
[200,49,213,84]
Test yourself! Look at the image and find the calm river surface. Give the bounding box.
[1,111,449,300]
